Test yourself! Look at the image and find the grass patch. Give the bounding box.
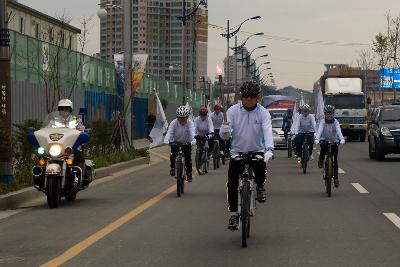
[0,148,149,195]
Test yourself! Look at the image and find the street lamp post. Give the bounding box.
[122,0,132,148]
[231,32,264,84]
[242,45,266,80]
[98,2,123,61]
[177,0,207,105]
[221,16,261,98]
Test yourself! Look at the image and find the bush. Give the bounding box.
[0,117,149,195]
[91,148,149,168]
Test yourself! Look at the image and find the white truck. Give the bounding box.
[318,66,367,141]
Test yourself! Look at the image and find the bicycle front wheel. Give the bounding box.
[302,146,308,174]
[213,145,218,170]
[195,148,204,175]
[287,138,292,158]
[176,159,183,197]
[326,156,333,197]
[241,181,251,248]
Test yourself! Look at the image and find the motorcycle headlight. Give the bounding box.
[48,144,63,157]
[37,147,45,155]
[381,127,392,137]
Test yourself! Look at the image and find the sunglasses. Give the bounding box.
[242,93,258,99]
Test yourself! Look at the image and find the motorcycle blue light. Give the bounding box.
[38,147,45,155]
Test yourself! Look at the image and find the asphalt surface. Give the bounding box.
[0,143,399,267]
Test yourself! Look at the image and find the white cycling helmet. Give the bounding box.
[176,105,190,118]
[58,99,73,112]
[301,104,310,111]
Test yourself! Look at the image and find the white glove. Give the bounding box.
[191,139,197,146]
[220,125,231,140]
[340,139,345,145]
[264,150,274,163]
[315,139,319,145]
[164,139,170,145]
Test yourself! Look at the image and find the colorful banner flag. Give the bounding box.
[41,43,50,72]
[149,93,168,148]
[114,54,125,97]
[132,54,148,96]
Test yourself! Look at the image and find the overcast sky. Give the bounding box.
[18,0,400,90]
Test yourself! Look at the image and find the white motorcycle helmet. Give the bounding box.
[58,99,73,113]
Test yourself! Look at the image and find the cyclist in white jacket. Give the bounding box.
[210,104,226,154]
[293,104,317,161]
[164,105,195,182]
[315,105,345,188]
[219,81,274,231]
[194,107,214,157]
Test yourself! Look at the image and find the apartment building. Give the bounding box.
[99,0,208,90]
[6,0,81,50]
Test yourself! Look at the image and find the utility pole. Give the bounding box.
[0,0,13,183]
[181,0,187,104]
[123,0,132,145]
[225,19,229,107]
[234,36,238,101]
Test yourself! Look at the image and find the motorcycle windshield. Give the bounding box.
[42,111,78,129]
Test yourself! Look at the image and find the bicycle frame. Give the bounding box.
[234,153,263,247]
[195,136,209,175]
[320,140,338,197]
[299,133,310,173]
[212,134,220,169]
[171,142,187,197]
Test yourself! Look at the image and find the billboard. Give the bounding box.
[380,68,400,88]
[325,78,362,94]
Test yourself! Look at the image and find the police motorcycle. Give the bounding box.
[28,111,95,208]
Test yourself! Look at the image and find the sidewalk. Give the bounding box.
[132,138,151,150]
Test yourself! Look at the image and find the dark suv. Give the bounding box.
[368,105,400,161]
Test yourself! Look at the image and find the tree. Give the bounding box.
[10,10,93,113]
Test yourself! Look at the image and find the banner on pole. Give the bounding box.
[132,54,148,96]
[114,53,125,97]
[41,43,50,72]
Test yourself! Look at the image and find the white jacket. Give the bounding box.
[293,114,317,135]
[220,103,274,154]
[210,111,224,130]
[194,116,214,136]
[164,118,195,144]
[315,119,345,143]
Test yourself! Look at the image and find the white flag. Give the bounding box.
[207,101,212,114]
[291,103,298,133]
[315,88,325,127]
[185,102,195,121]
[149,94,168,148]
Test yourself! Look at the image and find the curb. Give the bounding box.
[0,157,150,211]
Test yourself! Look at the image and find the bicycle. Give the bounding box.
[320,140,338,197]
[233,152,263,248]
[212,133,221,170]
[285,130,293,158]
[299,133,314,174]
[171,142,188,197]
[195,136,209,175]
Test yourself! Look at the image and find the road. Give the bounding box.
[0,143,399,267]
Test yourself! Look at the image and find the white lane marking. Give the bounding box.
[383,213,400,230]
[351,183,369,194]
[338,168,345,174]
